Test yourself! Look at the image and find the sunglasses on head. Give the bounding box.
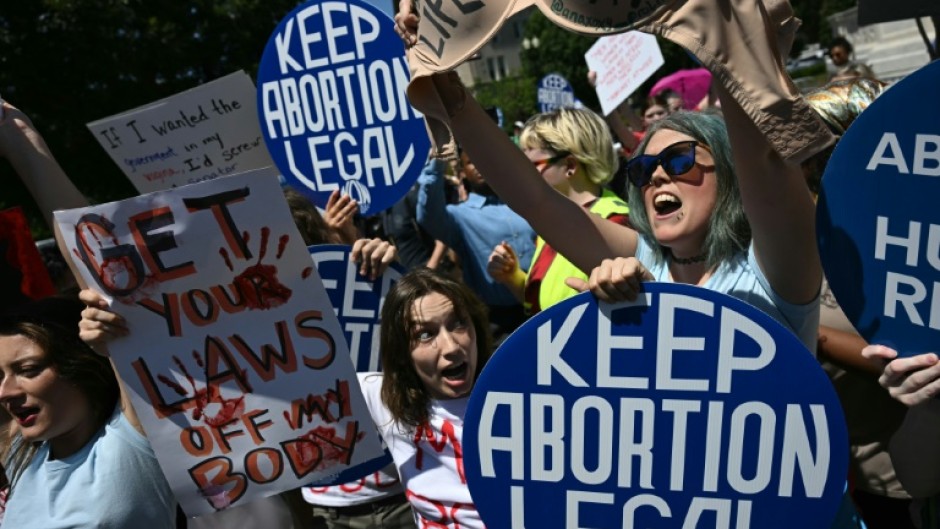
[626,140,702,188]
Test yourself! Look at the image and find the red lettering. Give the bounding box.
[210,419,245,453]
[413,420,465,484]
[132,356,197,418]
[339,478,366,493]
[245,447,283,484]
[181,289,220,327]
[204,335,253,393]
[242,408,274,445]
[183,188,251,259]
[181,426,214,457]
[74,213,144,296]
[189,457,247,510]
[228,321,299,382]
[137,294,183,337]
[281,438,324,478]
[128,206,196,282]
[406,489,475,529]
[284,379,352,429]
[374,470,402,488]
[295,310,335,369]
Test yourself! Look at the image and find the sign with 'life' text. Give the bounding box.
[87,71,275,193]
[257,0,430,215]
[464,285,848,529]
[309,244,404,372]
[817,61,940,357]
[54,169,384,516]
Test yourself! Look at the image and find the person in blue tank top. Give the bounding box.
[0,296,176,529]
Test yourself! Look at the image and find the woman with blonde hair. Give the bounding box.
[487,107,629,315]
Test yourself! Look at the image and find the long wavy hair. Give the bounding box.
[626,111,750,269]
[379,268,492,430]
[520,107,618,186]
[0,297,119,491]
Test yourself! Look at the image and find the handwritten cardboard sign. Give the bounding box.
[309,245,404,372]
[257,0,430,215]
[585,32,664,116]
[87,71,274,193]
[53,169,383,516]
[817,61,940,357]
[464,286,848,529]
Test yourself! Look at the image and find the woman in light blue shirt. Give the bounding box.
[0,297,176,528]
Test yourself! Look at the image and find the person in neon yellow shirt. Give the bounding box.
[487,108,629,315]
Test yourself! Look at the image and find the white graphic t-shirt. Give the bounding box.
[359,373,484,529]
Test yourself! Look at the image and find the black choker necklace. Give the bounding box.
[671,253,706,265]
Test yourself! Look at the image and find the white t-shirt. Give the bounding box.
[301,463,405,507]
[359,372,484,529]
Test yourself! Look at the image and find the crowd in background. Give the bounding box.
[0,7,938,528]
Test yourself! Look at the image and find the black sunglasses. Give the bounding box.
[626,140,702,188]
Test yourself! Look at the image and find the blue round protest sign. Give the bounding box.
[308,245,404,371]
[464,285,848,529]
[817,61,940,357]
[258,0,430,215]
[538,73,575,113]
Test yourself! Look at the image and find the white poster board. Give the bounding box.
[585,32,664,116]
[87,71,275,193]
[54,169,383,516]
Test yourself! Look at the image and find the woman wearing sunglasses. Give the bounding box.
[418,70,820,352]
[574,107,818,351]
[486,107,630,316]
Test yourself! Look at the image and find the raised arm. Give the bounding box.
[714,85,821,304]
[415,157,464,248]
[324,189,361,245]
[77,288,142,434]
[0,101,87,228]
[427,76,638,275]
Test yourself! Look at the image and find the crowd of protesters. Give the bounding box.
[0,4,937,529]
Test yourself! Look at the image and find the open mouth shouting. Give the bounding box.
[440,361,473,397]
[442,362,469,382]
[653,193,682,218]
[9,405,39,427]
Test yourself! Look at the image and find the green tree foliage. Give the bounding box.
[0,0,301,237]
[790,0,858,55]
[519,11,599,111]
[473,75,538,130]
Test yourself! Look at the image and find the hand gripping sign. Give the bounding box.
[817,61,940,357]
[303,245,404,488]
[258,0,431,215]
[464,285,848,529]
[309,244,405,372]
[53,169,385,516]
